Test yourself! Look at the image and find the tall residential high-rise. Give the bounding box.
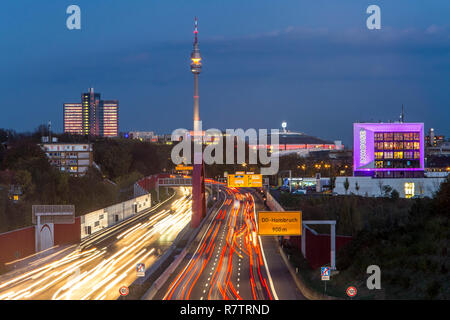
[100,100,119,137]
[63,103,83,135]
[63,88,119,137]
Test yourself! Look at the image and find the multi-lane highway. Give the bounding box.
[163,187,278,300]
[0,187,192,300]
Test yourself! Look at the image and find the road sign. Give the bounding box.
[321,267,330,281]
[228,174,263,188]
[119,286,129,296]
[175,165,193,171]
[346,286,357,297]
[257,211,302,236]
[136,263,145,277]
[228,174,247,187]
[247,174,262,187]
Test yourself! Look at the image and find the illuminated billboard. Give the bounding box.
[353,123,424,178]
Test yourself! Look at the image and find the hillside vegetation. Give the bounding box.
[279,178,449,299]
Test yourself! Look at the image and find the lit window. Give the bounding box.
[394,152,403,159]
[404,182,414,198]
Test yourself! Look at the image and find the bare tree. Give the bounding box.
[377,180,384,196]
[344,178,350,195]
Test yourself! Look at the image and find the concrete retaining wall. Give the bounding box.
[81,194,151,239]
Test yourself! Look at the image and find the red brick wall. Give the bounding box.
[288,229,353,269]
[0,226,35,264]
[54,217,81,245]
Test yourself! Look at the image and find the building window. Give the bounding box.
[375,133,384,141]
[394,152,403,159]
[384,152,393,159]
[394,142,403,150]
[404,182,415,198]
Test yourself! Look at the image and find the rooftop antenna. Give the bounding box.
[400,104,405,123]
[48,121,52,143]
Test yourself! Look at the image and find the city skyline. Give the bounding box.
[1,1,449,146]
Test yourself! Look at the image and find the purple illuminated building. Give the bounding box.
[353,123,425,178]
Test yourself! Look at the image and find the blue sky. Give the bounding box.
[0,0,449,145]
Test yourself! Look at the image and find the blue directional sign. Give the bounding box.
[136,263,145,277]
[321,266,330,281]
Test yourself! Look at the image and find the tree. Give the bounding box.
[390,189,400,201]
[344,178,350,195]
[382,185,393,197]
[435,176,450,214]
[14,170,35,196]
[355,182,360,195]
[329,176,336,192]
[377,180,384,196]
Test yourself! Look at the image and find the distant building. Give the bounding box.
[332,122,447,198]
[128,131,158,142]
[426,142,450,157]
[8,185,22,203]
[40,143,93,176]
[425,128,445,147]
[353,122,424,178]
[249,131,343,157]
[64,88,118,137]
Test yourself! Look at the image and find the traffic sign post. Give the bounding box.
[346,286,357,299]
[321,266,330,293]
[321,267,330,280]
[136,263,145,277]
[257,211,302,236]
[119,286,129,296]
[227,173,263,188]
[175,165,193,171]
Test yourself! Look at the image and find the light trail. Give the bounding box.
[0,189,192,300]
[164,186,274,300]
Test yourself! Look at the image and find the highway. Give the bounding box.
[163,186,277,300]
[0,187,192,300]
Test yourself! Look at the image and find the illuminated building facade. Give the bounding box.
[99,100,119,137]
[40,143,93,177]
[63,88,118,137]
[353,123,425,178]
[63,103,83,135]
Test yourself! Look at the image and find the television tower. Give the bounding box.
[191,17,202,131]
[190,17,206,228]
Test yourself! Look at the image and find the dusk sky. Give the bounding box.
[1,0,449,146]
